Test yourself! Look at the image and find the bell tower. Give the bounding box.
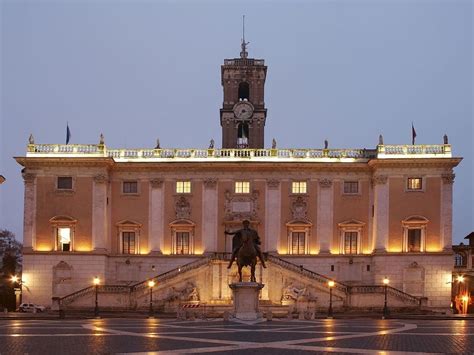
[220,20,267,149]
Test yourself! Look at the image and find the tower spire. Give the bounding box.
[240,15,249,59]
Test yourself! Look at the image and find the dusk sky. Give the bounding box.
[1,0,472,244]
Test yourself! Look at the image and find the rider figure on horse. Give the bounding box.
[225,220,267,269]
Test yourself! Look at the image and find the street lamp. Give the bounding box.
[93,276,100,317]
[382,277,389,319]
[327,280,335,318]
[10,275,22,310]
[148,280,155,318]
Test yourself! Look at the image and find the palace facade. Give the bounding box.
[15,44,461,312]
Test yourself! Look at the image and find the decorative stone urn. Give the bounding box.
[229,282,264,321]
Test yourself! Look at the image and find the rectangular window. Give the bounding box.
[123,181,138,194]
[292,181,307,194]
[291,232,305,254]
[122,232,136,254]
[407,229,421,252]
[235,181,250,194]
[57,177,73,190]
[176,232,190,254]
[407,178,422,190]
[176,181,191,194]
[344,232,358,254]
[343,181,359,194]
[57,227,71,251]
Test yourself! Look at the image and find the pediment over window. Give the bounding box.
[49,215,77,224]
[338,219,365,228]
[286,219,312,227]
[116,220,142,227]
[169,219,196,227]
[402,215,429,225]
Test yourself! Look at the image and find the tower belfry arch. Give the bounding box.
[220,16,267,149]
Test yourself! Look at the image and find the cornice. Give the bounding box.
[368,158,462,169]
[14,157,115,168]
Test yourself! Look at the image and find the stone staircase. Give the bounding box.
[53,257,211,310]
[268,254,426,309]
[53,253,426,312]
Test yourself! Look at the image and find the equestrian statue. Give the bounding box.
[225,220,267,282]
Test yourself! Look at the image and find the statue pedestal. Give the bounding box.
[229,282,264,321]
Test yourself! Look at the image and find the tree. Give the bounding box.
[0,230,22,311]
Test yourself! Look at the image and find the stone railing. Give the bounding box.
[377,144,451,158]
[223,58,265,66]
[267,255,349,293]
[349,285,424,306]
[130,257,210,294]
[26,144,379,161]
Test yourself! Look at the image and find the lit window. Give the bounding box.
[343,181,359,194]
[407,229,421,252]
[407,178,422,190]
[123,181,138,194]
[176,232,190,254]
[344,232,358,254]
[291,232,306,254]
[292,181,307,194]
[57,177,73,190]
[176,181,191,194]
[122,232,136,254]
[235,181,250,194]
[57,227,71,252]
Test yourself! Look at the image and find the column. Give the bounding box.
[92,174,108,252]
[149,179,164,254]
[373,175,389,252]
[317,178,333,254]
[265,179,281,253]
[202,178,218,254]
[22,173,37,252]
[441,173,455,251]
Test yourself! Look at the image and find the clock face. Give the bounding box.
[233,102,254,120]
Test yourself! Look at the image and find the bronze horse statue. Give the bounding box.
[236,232,258,282]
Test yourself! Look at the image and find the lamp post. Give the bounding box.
[327,280,335,318]
[93,276,100,317]
[11,275,22,310]
[382,277,389,319]
[148,280,155,318]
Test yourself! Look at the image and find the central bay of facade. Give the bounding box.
[15,41,460,314]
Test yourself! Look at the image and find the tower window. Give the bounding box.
[238,82,250,101]
[292,181,307,194]
[237,123,249,148]
[57,176,73,190]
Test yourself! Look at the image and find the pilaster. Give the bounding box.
[202,178,218,254]
[317,178,333,254]
[22,173,37,252]
[441,173,455,251]
[92,174,108,252]
[372,174,389,253]
[149,179,164,255]
[265,179,281,253]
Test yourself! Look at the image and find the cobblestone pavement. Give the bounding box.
[0,318,472,354]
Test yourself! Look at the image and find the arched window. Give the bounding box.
[338,219,365,255]
[50,216,77,252]
[170,219,195,255]
[116,220,142,254]
[402,216,428,252]
[455,253,466,267]
[238,82,250,101]
[237,123,249,148]
[286,220,312,255]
